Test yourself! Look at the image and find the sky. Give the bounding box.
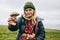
[0,0,60,30]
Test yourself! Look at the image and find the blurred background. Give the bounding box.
[0,0,60,30]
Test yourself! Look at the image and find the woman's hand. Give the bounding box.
[30,33,35,38]
[21,33,27,37]
[8,16,16,26]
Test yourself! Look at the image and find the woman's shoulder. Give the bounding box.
[16,15,26,23]
[17,15,24,20]
[36,17,44,22]
[15,16,23,22]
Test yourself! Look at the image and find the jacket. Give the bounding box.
[8,16,45,40]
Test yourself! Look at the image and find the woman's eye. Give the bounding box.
[25,10,28,12]
[29,9,31,11]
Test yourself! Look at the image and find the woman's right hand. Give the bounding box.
[8,16,16,26]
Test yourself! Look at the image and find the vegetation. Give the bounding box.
[0,25,60,40]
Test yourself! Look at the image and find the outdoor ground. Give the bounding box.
[0,25,60,40]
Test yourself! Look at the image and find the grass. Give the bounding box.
[45,29,60,40]
[0,25,60,40]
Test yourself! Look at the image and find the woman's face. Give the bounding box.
[24,8,35,18]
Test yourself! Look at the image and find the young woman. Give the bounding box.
[8,2,45,40]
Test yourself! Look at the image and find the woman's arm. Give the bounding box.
[35,21,45,40]
[8,17,22,31]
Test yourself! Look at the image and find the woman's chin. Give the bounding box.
[26,16,32,18]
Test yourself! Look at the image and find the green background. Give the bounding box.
[0,25,60,40]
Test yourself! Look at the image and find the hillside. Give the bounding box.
[0,25,60,40]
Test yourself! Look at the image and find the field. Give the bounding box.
[0,25,60,40]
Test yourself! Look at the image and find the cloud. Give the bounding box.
[36,10,60,30]
[35,0,60,11]
[1,0,60,11]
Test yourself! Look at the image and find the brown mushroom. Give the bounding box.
[10,12,19,17]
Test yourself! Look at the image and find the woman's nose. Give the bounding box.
[27,11,31,14]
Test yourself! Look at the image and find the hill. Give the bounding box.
[0,25,60,40]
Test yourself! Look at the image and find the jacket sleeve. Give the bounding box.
[35,21,45,40]
[8,17,22,31]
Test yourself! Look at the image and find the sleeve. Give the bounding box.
[35,21,45,40]
[8,17,22,31]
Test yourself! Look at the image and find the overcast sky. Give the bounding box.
[0,0,60,30]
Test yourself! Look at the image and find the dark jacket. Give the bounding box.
[8,16,45,40]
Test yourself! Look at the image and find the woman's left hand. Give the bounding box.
[30,33,35,38]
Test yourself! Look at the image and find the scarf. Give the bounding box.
[23,13,36,24]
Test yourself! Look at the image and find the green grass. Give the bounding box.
[0,25,60,40]
[45,29,60,40]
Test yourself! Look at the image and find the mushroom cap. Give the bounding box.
[10,12,19,16]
